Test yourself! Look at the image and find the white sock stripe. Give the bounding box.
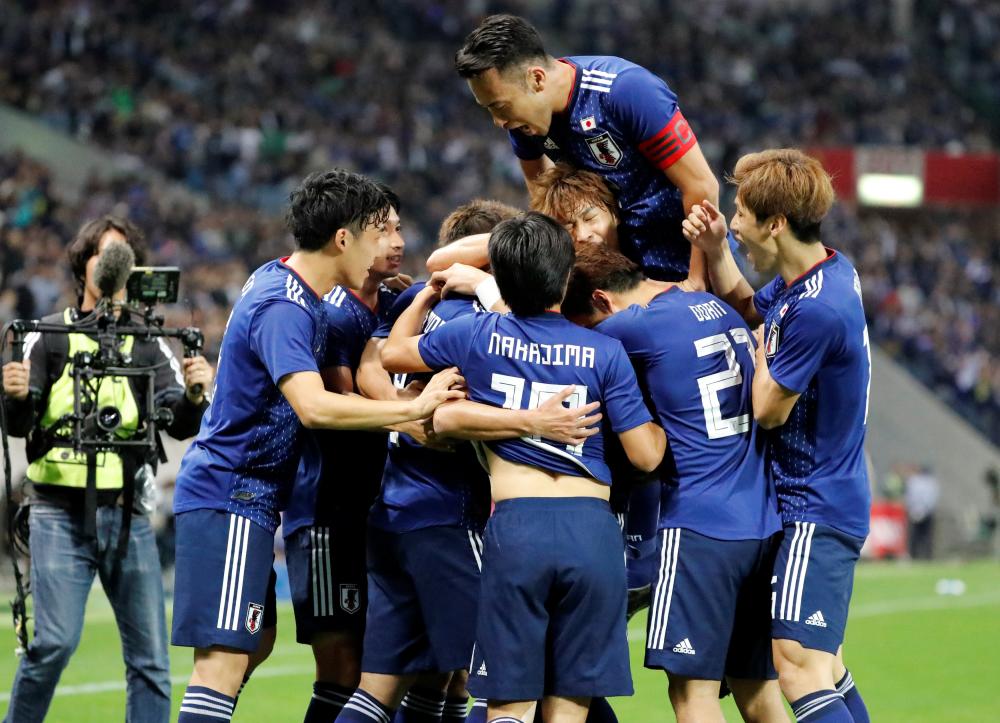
[230,516,251,630]
[343,696,391,723]
[781,522,804,620]
[181,696,236,713]
[182,692,235,710]
[794,523,816,622]
[178,705,232,720]
[312,693,346,705]
[401,694,445,714]
[217,514,238,629]
[837,672,855,693]
[795,693,844,719]
[794,692,843,715]
[443,701,469,713]
[472,698,487,708]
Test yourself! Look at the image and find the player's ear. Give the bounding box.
[592,290,613,314]
[769,214,787,238]
[329,227,351,252]
[528,64,546,92]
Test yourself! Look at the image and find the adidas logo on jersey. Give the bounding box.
[672,638,696,655]
[805,611,828,627]
[476,661,488,677]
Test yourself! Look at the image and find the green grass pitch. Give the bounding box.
[1,560,996,721]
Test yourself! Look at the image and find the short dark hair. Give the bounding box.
[68,215,147,303]
[455,14,548,79]
[286,169,392,251]
[437,198,521,246]
[488,212,575,316]
[377,182,401,214]
[562,245,644,320]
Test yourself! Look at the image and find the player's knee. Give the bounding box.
[192,647,250,695]
[666,675,718,706]
[246,625,277,674]
[313,631,363,686]
[447,668,469,697]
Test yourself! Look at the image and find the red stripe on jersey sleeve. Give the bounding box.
[637,111,698,170]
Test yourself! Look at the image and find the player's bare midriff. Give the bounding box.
[485,448,611,502]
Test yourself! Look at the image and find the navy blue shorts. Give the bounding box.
[469,497,632,701]
[361,524,482,675]
[645,528,779,681]
[285,518,367,644]
[772,521,865,654]
[624,480,660,591]
[172,510,276,652]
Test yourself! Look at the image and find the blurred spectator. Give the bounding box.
[904,465,941,560]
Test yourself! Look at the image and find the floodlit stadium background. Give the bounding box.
[1,1,998,720]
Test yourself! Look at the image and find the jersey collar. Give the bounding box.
[556,58,579,115]
[278,256,322,302]
[785,247,838,291]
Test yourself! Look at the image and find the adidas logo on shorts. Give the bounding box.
[476,661,488,677]
[672,638,696,655]
[805,611,828,628]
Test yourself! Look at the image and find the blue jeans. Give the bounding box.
[4,503,171,723]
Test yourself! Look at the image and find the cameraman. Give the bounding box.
[2,216,212,723]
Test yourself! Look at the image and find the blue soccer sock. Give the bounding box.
[441,695,469,723]
[307,681,355,722]
[178,685,235,722]
[836,670,870,723]
[336,689,395,723]
[464,699,487,723]
[586,697,619,722]
[394,688,446,722]
[790,690,852,721]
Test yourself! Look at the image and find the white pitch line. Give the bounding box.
[0,663,312,702]
[626,589,1000,641]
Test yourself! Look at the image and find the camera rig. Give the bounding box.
[1,266,202,655]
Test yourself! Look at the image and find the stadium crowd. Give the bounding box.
[0,0,998,429]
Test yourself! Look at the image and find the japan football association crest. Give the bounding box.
[765,322,780,358]
[340,584,361,614]
[585,132,623,167]
[245,602,264,634]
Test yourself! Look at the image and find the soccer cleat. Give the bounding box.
[626,584,651,621]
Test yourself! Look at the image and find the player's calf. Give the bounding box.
[728,678,789,723]
[179,647,249,722]
[666,676,726,723]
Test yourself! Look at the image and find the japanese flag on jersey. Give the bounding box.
[580,116,596,130]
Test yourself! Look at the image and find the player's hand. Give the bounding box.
[429,263,491,299]
[383,273,414,292]
[405,417,456,452]
[527,386,602,446]
[183,356,214,403]
[682,200,728,253]
[2,360,30,401]
[413,367,466,418]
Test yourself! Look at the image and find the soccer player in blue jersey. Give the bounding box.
[682,149,873,723]
[561,245,787,723]
[381,212,666,723]
[283,187,408,722]
[170,169,464,723]
[455,14,719,285]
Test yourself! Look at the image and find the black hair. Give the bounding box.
[68,215,147,304]
[286,169,392,251]
[488,212,575,316]
[455,14,548,79]
[377,181,401,214]
[561,245,645,320]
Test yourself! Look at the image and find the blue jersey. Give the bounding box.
[510,56,699,281]
[283,284,398,538]
[368,283,491,533]
[418,311,652,484]
[596,289,781,540]
[174,259,328,534]
[753,249,872,538]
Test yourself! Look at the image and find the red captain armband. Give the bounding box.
[637,111,698,170]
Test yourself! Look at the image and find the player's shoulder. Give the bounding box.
[594,303,645,339]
